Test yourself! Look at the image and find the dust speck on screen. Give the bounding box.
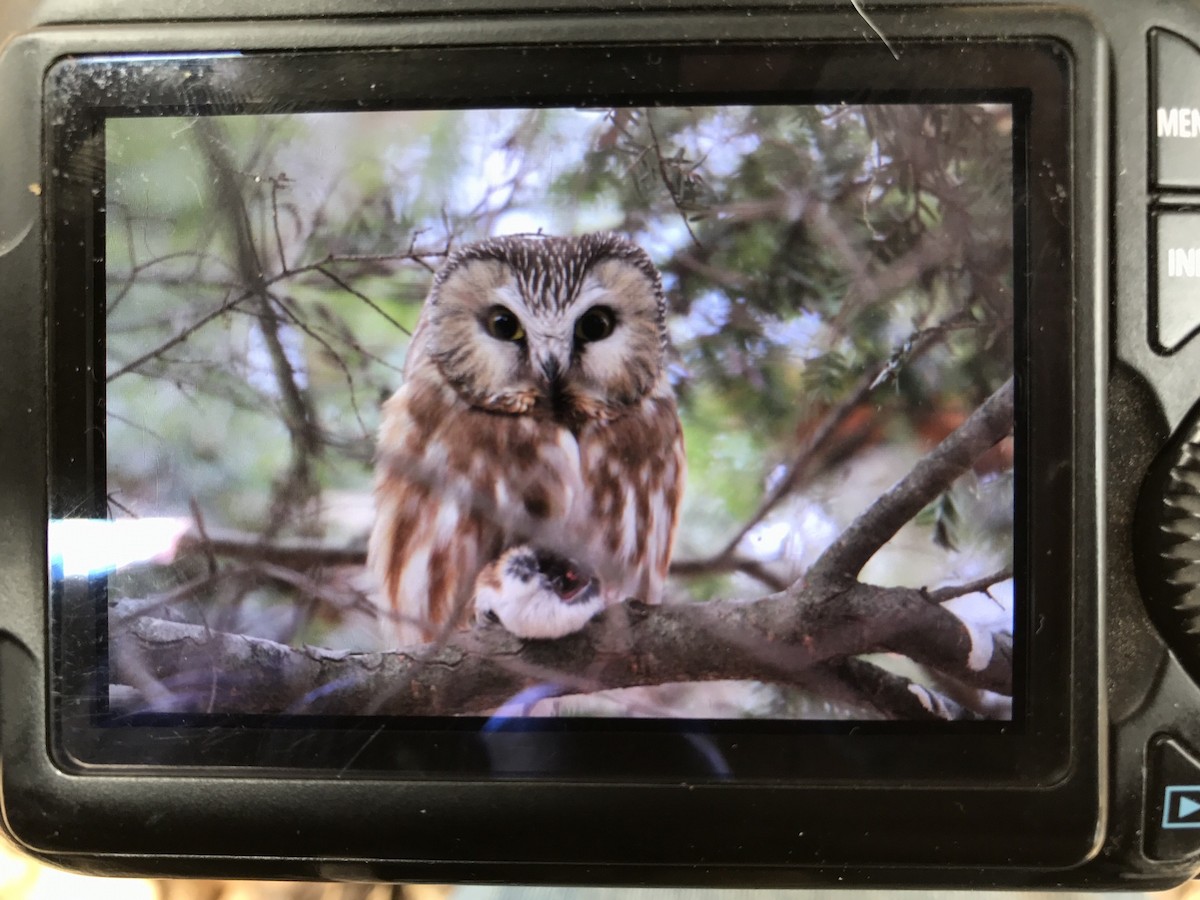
[80,104,1015,723]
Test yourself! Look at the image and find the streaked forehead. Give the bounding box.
[500,241,598,312]
[432,233,661,315]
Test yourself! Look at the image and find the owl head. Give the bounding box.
[416,232,667,421]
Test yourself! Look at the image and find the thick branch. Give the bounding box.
[111,575,1011,718]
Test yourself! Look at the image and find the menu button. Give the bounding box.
[1152,30,1200,188]
[1158,107,1200,139]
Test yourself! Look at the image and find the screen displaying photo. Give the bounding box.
[90,103,1016,722]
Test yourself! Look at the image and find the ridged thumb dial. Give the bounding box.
[1139,414,1200,682]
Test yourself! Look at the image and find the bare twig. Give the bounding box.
[269,173,291,272]
[669,556,789,591]
[271,291,370,438]
[187,498,219,577]
[313,265,412,336]
[926,567,1012,603]
[645,112,703,250]
[175,527,366,568]
[107,250,231,314]
[106,287,245,382]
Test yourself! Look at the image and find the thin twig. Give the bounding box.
[645,112,703,251]
[926,566,1013,603]
[106,287,245,382]
[188,498,219,577]
[271,291,370,438]
[313,264,411,336]
[669,556,788,591]
[269,174,290,272]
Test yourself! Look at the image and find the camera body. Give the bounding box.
[1,0,1199,889]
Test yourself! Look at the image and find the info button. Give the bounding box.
[1154,211,1200,351]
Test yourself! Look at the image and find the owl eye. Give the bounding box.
[484,306,525,342]
[575,306,617,344]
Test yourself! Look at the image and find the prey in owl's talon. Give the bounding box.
[473,546,606,640]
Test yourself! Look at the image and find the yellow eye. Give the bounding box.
[484,306,525,342]
[575,306,616,343]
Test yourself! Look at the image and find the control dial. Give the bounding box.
[1138,409,1200,684]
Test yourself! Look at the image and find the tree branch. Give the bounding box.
[668,555,788,591]
[195,119,322,523]
[828,657,981,722]
[926,566,1012,603]
[174,528,366,568]
[806,377,1015,587]
[111,571,1011,718]
[645,111,703,250]
[106,287,247,382]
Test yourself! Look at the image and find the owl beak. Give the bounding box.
[536,352,565,387]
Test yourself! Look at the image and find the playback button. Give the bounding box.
[1153,211,1200,351]
[1163,786,1200,829]
[1147,735,1200,860]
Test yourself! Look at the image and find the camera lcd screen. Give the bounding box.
[46,44,1074,778]
[91,100,1015,720]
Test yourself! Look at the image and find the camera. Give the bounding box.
[2,0,1199,889]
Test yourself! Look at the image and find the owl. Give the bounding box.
[367,232,685,645]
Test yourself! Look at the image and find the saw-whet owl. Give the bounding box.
[368,232,685,644]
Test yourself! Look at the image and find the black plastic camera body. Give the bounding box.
[2,0,1200,890]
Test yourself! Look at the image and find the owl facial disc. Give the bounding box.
[423,233,668,422]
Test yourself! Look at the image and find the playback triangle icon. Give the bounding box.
[1164,786,1200,828]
